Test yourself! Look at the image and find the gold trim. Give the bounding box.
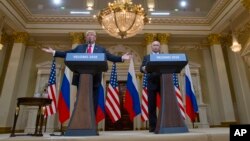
[221,121,239,127]
[208,34,221,46]
[220,34,232,48]
[69,32,85,45]
[157,33,170,45]
[144,33,156,45]
[0,127,11,133]
[13,32,29,44]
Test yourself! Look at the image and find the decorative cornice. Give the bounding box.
[13,32,29,44]
[27,40,71,50]
[144,33,156,45]
[69,32,85,45]
[208,34,221,45]
[157,33,170,45]
[206,0,231,23]
[169,43,209,51]
[7,0,230,25]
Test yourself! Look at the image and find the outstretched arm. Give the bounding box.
[41,47,55,55]
[121,52,132,60]
[41,47,69,58]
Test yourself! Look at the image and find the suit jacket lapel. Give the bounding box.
[82,44,88,53]
[93,45,99,53]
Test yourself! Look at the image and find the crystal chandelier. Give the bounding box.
[0,16,4,51]
[230,33,242,52]
[229,20,242,52]
[97,0,148,39]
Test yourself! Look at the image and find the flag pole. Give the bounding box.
[60,123,64,135]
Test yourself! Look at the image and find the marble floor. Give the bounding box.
[0,128,229,141]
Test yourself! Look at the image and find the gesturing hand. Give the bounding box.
[122,52,132,60]
[41,47,55,54]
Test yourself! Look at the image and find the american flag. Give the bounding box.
[141,74,148,122]
[173,73,186,119]
[105,63,121,123]
[45,58,57,116]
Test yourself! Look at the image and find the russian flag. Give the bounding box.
[58,67,70,124]
[185,64,198,122]
[96,76,105,124]
[124,59,141,121]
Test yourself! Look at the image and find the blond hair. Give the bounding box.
[86,30,96,36]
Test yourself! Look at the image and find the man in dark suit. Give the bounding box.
[42,30,131,114]
[140,40,161,132]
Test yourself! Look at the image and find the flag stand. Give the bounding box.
[48,122,64,136]
[44,116,47,132]
[146,121,148,130]
[192,122,194,128]
[49,124,64,136]
[60,124,64,135]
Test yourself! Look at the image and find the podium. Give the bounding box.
[64,53,108,136]
[146,54,188,134]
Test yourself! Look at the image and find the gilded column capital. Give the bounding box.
[13,32,29,44]
[208,34,221,46]
[220,34,232,48]
[144,33,156,45]
[69,32,84,44]
[136,72,142,80]
[242,0,250,11]
[0,32,9,44]
[157,33,170,45]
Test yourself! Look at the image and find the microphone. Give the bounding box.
[87,38,92,44]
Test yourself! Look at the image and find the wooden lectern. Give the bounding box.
[146,54,188,134]
[64,53,107,136]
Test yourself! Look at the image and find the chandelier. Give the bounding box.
[230,32,242,52]
[0,16,4,51]
[97,0,149,39]
[229,20,242,52]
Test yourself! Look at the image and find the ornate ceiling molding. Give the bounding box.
[7,0,231,25]
[238,22,250,56]
[205,0,231,23]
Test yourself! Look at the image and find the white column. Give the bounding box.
[202,48,221,125]
[15,47,35,130]
[208,34,236,123]
[0,34,7,77]
[0,32,29,128]
[227,49,250,123]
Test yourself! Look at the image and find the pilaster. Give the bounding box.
[0,32,29,128]
[207,34,236,124]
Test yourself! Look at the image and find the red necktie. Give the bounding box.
[87,44,92,53]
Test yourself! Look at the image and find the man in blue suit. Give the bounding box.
[42,30,131,114]
[140,41,161,133]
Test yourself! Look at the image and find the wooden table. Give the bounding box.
[10,97,52,137]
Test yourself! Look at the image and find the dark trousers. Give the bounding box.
[148,88,159,130]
